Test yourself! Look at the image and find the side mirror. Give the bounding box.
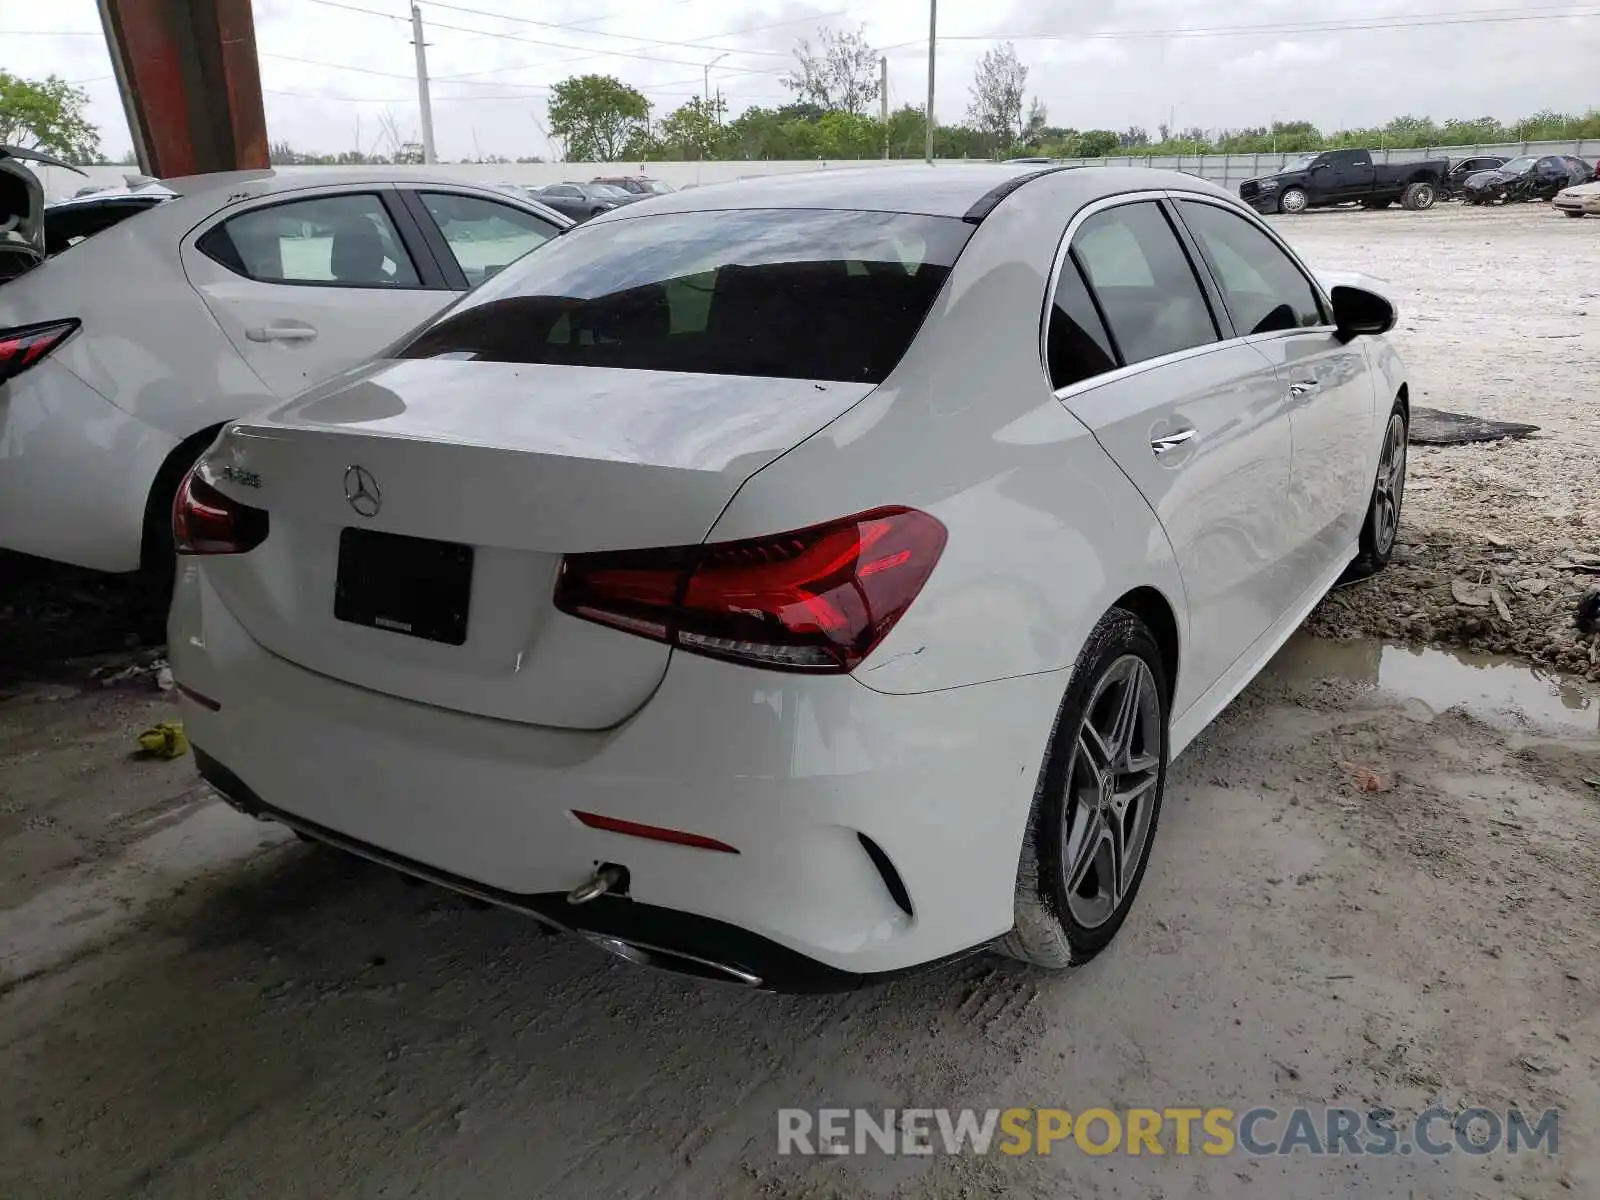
[1309,160,1328,172]
[1330,285,1396,342]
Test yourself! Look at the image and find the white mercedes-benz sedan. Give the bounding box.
[170,165,1409,990]
[0,163,567,581]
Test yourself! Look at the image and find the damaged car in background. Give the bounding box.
[1460,154,1593,204]
[1441,155,1507,200]
[1,145,81,281]
[2,150,174,276]
[1,164,568,597]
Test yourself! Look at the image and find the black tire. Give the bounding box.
[1357,401,1408,571]
[1401,182,1436,211]
[1278,187,1308,215]
[998,608,1170,969]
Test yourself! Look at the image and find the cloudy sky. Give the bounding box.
[4,0,1597,160]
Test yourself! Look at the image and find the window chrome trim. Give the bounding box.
[1041,187,1345,403]
[1050,337,1242,405]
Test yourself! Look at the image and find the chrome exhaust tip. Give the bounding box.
[585,933,763,987]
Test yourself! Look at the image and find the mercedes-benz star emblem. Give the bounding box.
[344,465,381,518]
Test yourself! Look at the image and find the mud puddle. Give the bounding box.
[1271,629,1598,735]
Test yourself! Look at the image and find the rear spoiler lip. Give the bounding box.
[0,145,88,175]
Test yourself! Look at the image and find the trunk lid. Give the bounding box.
[198,358,875,729]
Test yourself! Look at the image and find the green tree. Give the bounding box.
[967,42,1028,153]
[0,71,102,162]
[783,25,881,116]
[815,111,879,158]
[656,96,727,160]
[547,74,651,162]
[1017,100,1049,151]
[885,104,929,157]
[1075,130,1122,158]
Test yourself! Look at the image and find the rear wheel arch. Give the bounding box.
[1111,586,1180,704]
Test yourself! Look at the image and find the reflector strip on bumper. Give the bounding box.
[573,810,740,853]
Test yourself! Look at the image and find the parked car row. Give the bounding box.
[1239,147,1598,214]
[489,176,675,222]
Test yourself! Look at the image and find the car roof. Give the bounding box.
[592,165,1231,221]
[151,167,527,198]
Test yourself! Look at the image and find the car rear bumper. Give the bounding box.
[171,564,1068,984]
[1555,195,1600,214]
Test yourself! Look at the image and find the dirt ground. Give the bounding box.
[1,203,1599,1198]
[1282,203,1600,681]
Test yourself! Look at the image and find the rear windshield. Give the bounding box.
[397,208,973,383]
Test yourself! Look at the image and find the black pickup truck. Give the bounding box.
[1239,149,1451,214]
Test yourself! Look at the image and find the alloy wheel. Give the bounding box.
[1059,655,1162,930]
[1373,411,1407,555]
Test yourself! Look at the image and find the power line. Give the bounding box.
[429,9,839,81]
[298,0,792,74]
[423,0,797,57]
[936,6,1600,44]
[265,87,793,104]
[260,51,418,80]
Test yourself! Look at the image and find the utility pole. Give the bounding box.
[924,0,937,163]
[411,3,436,163]
[881,56,889,159]
[705,52,729,127]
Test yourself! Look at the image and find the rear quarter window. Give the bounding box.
[398,208,973,384]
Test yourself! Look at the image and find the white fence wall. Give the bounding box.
[32,139,1600,201]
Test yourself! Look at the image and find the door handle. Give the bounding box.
[1150,429,1199,455]
[246,323,318,343]
[1289,379,1320,399]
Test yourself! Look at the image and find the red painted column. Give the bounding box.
[97,0,269,177]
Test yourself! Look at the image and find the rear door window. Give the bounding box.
[1046,256,1117,389]
[399,208,973,384]
[1071,202,1217,366]
[198,193,420,287]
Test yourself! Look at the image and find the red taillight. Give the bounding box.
[554,507,947,673]
[0,319,79,386]
[173,470,269,555]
